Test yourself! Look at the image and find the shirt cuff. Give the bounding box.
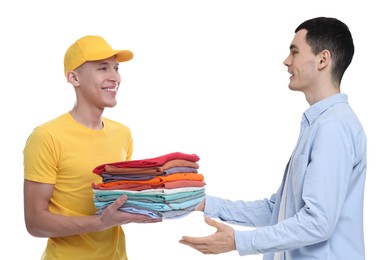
[235,230,255,256]
[203,195,220,218]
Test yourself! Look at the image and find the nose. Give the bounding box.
[283,54,291,67]
[109,68,121,83]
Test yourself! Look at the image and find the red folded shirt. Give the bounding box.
[93,152,200,175]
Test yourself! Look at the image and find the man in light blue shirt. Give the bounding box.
[179,17,367,260]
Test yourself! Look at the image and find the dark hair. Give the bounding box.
[295,17,354,86]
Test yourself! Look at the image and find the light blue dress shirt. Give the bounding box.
[204,93,367,260]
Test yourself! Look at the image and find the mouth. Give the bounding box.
[102,83,119,93]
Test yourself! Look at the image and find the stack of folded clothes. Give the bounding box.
[91,152,205,220]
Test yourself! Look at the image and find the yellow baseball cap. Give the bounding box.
[64,35,133,75]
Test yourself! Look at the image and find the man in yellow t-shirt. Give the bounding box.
[23,35,161,260]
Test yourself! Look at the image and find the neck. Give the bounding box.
[305,86,340,106]
[70,106,104,130]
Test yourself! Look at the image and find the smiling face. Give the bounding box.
[73,56,122,110]
[283,29,318,95]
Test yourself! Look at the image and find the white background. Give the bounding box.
[1,0,388,259]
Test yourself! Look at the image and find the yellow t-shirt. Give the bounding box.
[24,112,133,260]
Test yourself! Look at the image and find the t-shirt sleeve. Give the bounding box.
[23,127,58,184]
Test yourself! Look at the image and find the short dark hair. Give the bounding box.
[295,17,354,86]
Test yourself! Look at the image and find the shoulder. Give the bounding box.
[36,113,72,131]
[27,113,69,138]
[319,103,364,134]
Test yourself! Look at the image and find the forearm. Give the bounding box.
[25,210,105,238]
[25,194,156,238]
[204,195,274,227]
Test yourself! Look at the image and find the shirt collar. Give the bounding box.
[302,93,348,126]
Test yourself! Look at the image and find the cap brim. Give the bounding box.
[116,50,134,62]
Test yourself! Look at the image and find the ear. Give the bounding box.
[318,49,331,70]
[66,71,80,87]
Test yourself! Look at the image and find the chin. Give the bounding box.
[288,83,299,91]
[106,102,117,108]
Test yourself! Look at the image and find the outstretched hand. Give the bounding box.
[179,217,236,254]
[100,195,162,228]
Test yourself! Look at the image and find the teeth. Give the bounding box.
[103,88,117,92]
